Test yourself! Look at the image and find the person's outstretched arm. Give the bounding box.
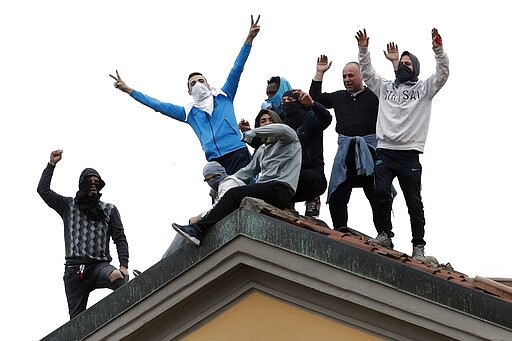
[245,14,260,45]
[110,70,187,121]
[356,28,383,93]
[310,55,335,108]
[426,27,449,97]
[222,15,261,99]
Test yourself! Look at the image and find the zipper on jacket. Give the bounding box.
[207,115,221,156]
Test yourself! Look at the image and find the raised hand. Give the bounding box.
[245,15,261,44]
[432,28,442,48]
[355,29,369,48]
[49,149,63,166]
[316,55,332,74]
[109,70,133,94]
[238,118,252,132]
[297,90,314,108]
[383,42,399,62]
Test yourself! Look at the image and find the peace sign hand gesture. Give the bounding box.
[245,15,261,45]
[109,70,133,94]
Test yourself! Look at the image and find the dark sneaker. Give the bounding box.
[412,245,426,262]
[305,197,321,217]
[172,223,203,246]
[369,231,394,249]
[133,269,142,277]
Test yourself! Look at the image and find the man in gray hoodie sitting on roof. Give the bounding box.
[172,109,302,246]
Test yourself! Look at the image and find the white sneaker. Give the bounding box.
[412,245,426,262]
[369,231,394,249]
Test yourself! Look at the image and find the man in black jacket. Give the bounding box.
[309,56,383,232]
[37,149,129,319]
[281,89,332,217]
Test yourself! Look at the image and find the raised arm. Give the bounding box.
[110,70,187,121]
[110,70,133,95]
[426,27,449,97]
[245,15,261,45]
[383,42,400,71]
[313,55,332,81]
[356,28,383,93]
[37,150,66,215]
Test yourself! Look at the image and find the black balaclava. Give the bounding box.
[395,51,420,84]
[281,90,308,130]
[75,168,106,221]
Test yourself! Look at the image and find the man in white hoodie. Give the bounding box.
[356,28,449,261]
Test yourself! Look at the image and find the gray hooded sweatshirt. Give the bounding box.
[358,45,449,152]
[235,109,302,193]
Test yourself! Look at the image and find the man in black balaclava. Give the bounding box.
[37,149,129,319]
[356,28,449,262]
[281,89,332,217]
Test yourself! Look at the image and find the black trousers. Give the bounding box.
[374,148,425,246]
[292,168,327,203]
[197,181,293,231]
[329,174,379,230]
[328,140,380,230]
[63,262,118,319]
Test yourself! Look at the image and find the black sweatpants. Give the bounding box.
[292,168,327,203]
[196,181,293,231]
[374,148,425,246]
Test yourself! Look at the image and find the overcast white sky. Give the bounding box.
[1,1,511,339]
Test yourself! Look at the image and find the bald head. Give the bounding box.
[342,62,364,93]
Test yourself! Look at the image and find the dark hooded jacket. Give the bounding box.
[281,90,332,171]
[37,163,129,267]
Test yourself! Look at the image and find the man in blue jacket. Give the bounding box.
[110,15,261,174]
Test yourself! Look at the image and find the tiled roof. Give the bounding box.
[42,202,512,340]
[246,198,512,303]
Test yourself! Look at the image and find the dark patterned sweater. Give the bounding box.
[37,164,129,267]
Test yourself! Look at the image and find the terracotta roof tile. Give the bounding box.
[257,206,512,303]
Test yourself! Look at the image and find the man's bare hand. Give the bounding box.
[355,29,369,48]
[238,119,251,132]
[49,149,63,166]
[316,55,332,74]
[109,70,133,94]
[297,90,314,108]
[383,42,399,62]
[432,28,442,48]
[245,15,261,44]
[119,265,129,281]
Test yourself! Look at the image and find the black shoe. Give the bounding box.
[172,223,203,246]
[305,197,321,217]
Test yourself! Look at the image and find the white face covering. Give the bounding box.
[184,81,226,116]
[191,82,212,102]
